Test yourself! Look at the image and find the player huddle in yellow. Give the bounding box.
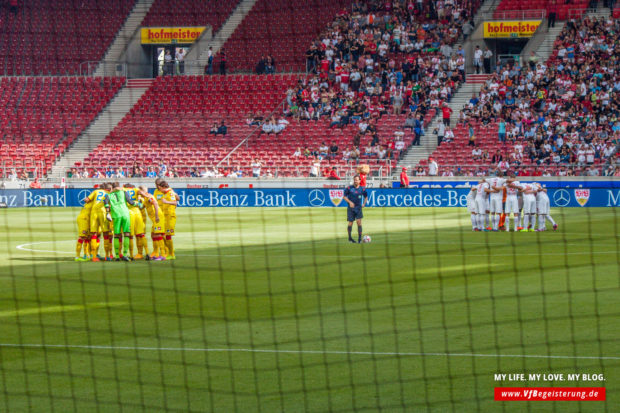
[75,179,179,262]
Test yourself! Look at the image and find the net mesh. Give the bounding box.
[1,0,620,412]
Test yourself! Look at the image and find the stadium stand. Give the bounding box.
[426,15,620,177]
[221,0,357,72]
[68,0,486,179]
[0,77,125,178]
[80,74,298,177]
[493,0,590,20]
[141,0,241,33]
[0,0,135,76]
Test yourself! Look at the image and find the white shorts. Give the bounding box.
[537,199,550,215]
[522,195,537,214]
[505,196,520,214]
[475,197,487,214]
[489,196,503,213]
[467,197,476,213]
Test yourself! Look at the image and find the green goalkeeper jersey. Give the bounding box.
[106,190,131,217]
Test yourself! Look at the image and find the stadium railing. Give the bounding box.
[57,161,394,181]
[487,9,546,21]
[52,161,619,182]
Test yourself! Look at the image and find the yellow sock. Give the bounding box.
[83,240,91,257]
[90,237,99,257]
[158,239,166,257]
[104,236,112,258]
[166,238,174,257]
[76,240,83,257]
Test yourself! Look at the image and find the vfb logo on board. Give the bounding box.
[329,189,344,206]
[575,189,590,207]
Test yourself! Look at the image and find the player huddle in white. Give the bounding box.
[466,172,558,232]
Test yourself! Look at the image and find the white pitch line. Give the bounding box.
[0,343,618,361]
[15,240,619,259]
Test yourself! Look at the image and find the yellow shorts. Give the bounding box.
[129,208,145,236]
[90,209,110,233]
[165,215,176,235]
[77,214,90,237]
[149,214,166,235]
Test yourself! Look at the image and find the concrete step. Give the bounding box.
[47,86,149,178]
[94,0,155,77]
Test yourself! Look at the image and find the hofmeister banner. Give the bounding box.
[484,20,541,38]
[1,187,619,208]
[141,27,206,44]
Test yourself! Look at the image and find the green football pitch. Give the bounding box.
[0,207,619,412]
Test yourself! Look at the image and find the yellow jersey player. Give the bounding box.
[138,186,166,260]
[75,189,96,261]
[87,182,112,261]
[123,184,147,259]
[155,180,178,260]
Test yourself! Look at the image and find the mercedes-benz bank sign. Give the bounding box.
[1,187,619,207]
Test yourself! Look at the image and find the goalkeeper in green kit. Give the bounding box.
[104,182,142,261]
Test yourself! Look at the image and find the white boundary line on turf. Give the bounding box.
[0,343,618,361]
[15,240,619,258]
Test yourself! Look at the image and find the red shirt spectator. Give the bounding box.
[442,105,452,120]
[400,168,409,188]
[328,168,340,180]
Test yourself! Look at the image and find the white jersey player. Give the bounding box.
[519,182,537,232]
[466,186,477,230]
[475,179,492,231]
[487,173,507,231]
[505,174,521,232]
[534,183,557,231]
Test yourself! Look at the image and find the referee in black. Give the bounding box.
[343,174,368,243]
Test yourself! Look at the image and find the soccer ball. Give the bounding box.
[362,235,372,243]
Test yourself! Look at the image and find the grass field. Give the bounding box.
[0,206,619,412]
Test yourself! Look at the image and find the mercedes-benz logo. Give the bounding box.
[552,189,570,207]
[77,189,91,206]
[308,189,325,207]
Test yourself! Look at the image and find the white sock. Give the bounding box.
[547,215,556,226]
[539,215,545,229]
[523,214,529,229]
[513,215,520,231]
[471,214,477,229]
[494,214,500,230]
[479,214,486,229]
[485,214,490,228]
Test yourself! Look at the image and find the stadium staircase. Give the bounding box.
[47,79,153,179]
[190,0,260,75]
[94,0,155,77]
[396,81,483,171]
[532,22,565,62]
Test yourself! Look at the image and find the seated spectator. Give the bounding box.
[274,117,289,134]
[329,141,339,159]
[327,167,340,180]
[262,117,276,134]
[29,178,41,189]
[472,146,482,160]
[209,123,219,134]
[491,150,503,164]
[246,113,255,126]
[319,142,329,157]
[216,121,228,135]
[292,147,302,157]
[415,166,426,176]
[444,127,455,143]
[401,112,416,130]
